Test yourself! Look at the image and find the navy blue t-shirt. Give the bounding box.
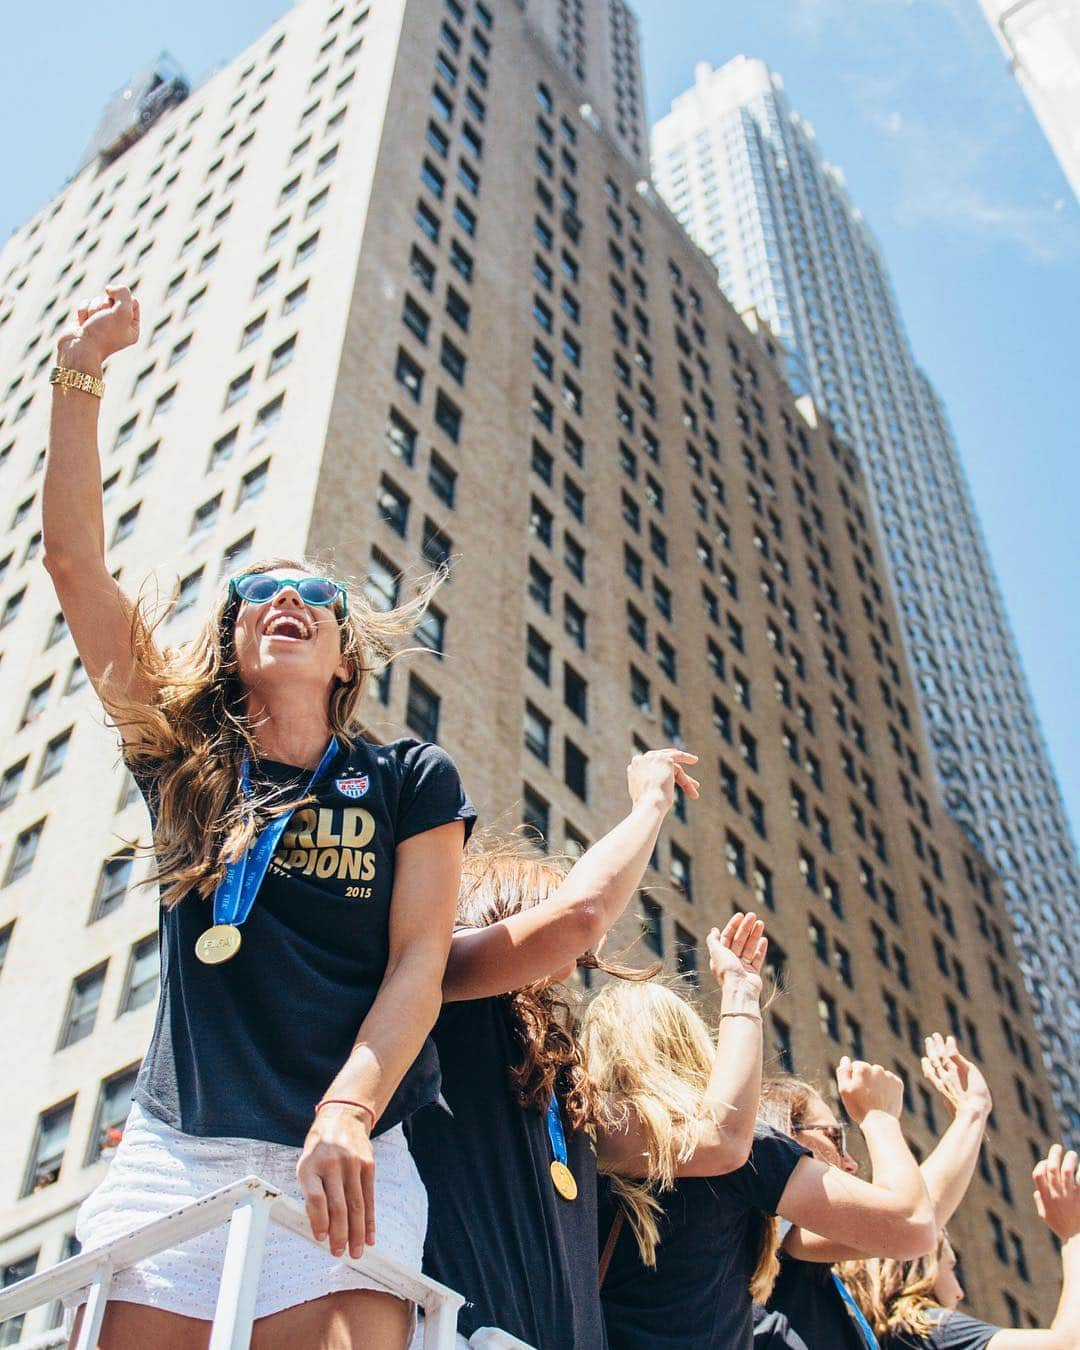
[761,1252,868,1350]
[600,1125,809,1349]
[407,997,606,1350]
[887,1309,1001,1350]
[133,737,476,1146]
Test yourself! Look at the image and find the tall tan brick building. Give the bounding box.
[0,0,1064,1339]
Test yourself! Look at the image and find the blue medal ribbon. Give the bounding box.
[212,736,340,928]
[547,1092,578,1199]
[546,1092,569,1168]
[832,1272,880,1349]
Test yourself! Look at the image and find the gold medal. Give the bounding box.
[550,1160,578,1201]
[195,923,243,964]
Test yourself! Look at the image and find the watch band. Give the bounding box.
[50,366,105,399]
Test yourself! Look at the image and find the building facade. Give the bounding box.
[651,55,1080,1141]
[979,0,1080,203]
[0,0,1066,1339]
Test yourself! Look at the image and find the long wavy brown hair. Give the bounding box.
[839,1239,950,1342]
[107,555,441,908]
[456,834,654,1135]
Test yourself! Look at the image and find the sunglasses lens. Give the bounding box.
[297,578,340,606]
[235,575,278,603]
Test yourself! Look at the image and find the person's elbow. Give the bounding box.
[677,1124,753,1178]
[881,1201,937,1260]
[565,894,608,952]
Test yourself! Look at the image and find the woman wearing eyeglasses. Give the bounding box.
[756,1034,1003,1350]
[44,287,475,1348]
[753,1064,941,1350]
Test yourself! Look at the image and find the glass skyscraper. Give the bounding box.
[652,55,1079,1135]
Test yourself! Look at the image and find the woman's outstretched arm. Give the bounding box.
[43,284,155,709]
[442,748,699,1001]
[779,1061,937,1261]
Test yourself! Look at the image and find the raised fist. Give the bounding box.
[836,1058,905,1124]
[57,285,141,366]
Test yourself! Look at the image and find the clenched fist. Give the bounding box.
[56,285,141,371]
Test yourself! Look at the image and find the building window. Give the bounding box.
[403,294,430,343]
[395,348,424,403]
[0,759,27,811]
[522,783,550,846]
[90,851,134,921]
[86,1065,140,1165]
[377,476,410,537]
[675,925,698,986]
[434,390,462,442]
[385,408,417,466]
[57,963,108,1050]
[415,605,446,655]
[237,460,270,506]
[528,558,551,612]
[563,596,586,649]
[112,503,141,545]
[526,626,551,684]
[37,728,72,783]
[563,664,587,721]
[641,898,663,956]
[1,1252,39,1341]
[406,674,440,742]
[22,1098,76,1197]
[428,452,457,507]
[422,519,453,571]
[524,703,551,763]
[670,843,693,901]
[564,739,588,801]
[4,819,45,885]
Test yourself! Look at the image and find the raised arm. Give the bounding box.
[43,285,155,710]
[598,913,767,1178]
[779,1060,936,1262]
[296,819,465,1261]
[918,1032,993,1227]
[442,748,699,1002]
[983,1145,1080,1350]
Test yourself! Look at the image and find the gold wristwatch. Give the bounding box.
[50,366,105,399]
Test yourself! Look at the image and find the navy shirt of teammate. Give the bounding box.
[599,1125,809,1350]
[407,996,606,1350]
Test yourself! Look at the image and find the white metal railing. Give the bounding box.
[0,1175,535,1349]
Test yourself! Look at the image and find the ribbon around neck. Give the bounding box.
[211,737,340,928]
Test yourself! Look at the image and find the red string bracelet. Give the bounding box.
[315,1098,376,1132]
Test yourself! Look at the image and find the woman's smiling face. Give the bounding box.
[231,568,351,700]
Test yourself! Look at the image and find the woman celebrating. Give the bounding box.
[45,286,475,1348]
[407,748,701,1349]
[583,971,936,1350]
[756,1034,997,1350]
[843,1143,1080,1349]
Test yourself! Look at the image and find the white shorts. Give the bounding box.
[69,1100,427,1322]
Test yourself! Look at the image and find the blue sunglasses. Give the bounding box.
[230,573,349,615]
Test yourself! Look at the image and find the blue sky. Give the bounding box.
[2,0,1077,845]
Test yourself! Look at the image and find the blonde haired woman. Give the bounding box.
[45,287,475,1348]
[842,1143,1080,1349]
[582,968,936,1349]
